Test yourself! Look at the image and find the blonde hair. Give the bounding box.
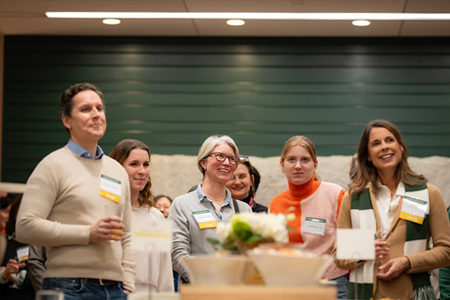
[349,120,426,196]
[197,135,239,176]
[280,136,320,181]
[110,139,154,208]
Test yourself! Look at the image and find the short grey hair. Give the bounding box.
[196,135,240,175]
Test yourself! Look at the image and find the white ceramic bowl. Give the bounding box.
[180,255,254,286]
[247,251,333,287]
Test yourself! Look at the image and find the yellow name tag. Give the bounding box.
[100,174,122,203]
[399,196,427,225]
[198,221,218,229]
[192,210,217,229]
[399,212,424,225]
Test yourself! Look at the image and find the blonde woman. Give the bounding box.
[269,136,348,299]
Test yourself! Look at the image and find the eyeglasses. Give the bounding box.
[239,155,249,162]
[208,152,239,165]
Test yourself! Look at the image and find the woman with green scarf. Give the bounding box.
[335,120,450,300]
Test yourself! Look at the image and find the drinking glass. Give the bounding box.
[104,204,125,242]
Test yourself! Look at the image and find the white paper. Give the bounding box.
[336,229,375,260]
[303,217,326,236]
[131,218,172,253]
[16,246,30,262]
[99,174,122,196]
[192,210,215,223]
[401,198,426,218]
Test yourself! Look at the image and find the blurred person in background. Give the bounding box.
[155,195,173,219]
[226,157,267,213]
[154,194,180,292]
[0,195,34,300]
[0,195,15,282]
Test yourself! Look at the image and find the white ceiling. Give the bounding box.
[0,0,450,37]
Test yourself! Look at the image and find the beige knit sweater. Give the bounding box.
[16,146,135,291]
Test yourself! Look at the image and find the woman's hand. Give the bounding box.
[4,259,26,281]
[375,239,390,261]
[376,256,410,281]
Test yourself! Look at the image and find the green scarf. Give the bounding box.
[347,182,435,300]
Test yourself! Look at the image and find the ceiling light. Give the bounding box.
[45,12,450,21]
[102,19,121,25]
[227,19,245,26]
[352,20,370,27]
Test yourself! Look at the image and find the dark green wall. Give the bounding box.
[2,36,450,183]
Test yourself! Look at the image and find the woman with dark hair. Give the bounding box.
[154,195,173,219]
[110,139,173,292]
[226,159,268,213]
[335,120,450,300]
[169,135,252,282]
[0,195,35,300]
[269,135,348,299]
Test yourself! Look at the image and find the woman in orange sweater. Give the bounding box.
[269,136,348,299]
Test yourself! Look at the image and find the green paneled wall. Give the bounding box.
[2,36,450,183]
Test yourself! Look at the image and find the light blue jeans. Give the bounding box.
[42,278,127,300]
[330,274,349,300]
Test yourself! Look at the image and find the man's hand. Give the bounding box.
[89,216,124,243]
[4,259,26,281]
[376,256,410,280]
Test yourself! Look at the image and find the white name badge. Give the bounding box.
[400,196,428,225]
[132,219,172,253]
[192,210,217,229]
[303,217,326,236]
[17,246,30,262]
[100,174,122,203]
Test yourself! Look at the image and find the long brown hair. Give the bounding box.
[280,136,321,181]
[5,195,22,236]
[349,120,426,195]
[110,139,154,208]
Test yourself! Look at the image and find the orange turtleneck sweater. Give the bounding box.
[269,176,347,280]
[269,176,345,244]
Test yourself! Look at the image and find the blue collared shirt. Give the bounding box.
[196,183,232,220]
[67,139,104,160]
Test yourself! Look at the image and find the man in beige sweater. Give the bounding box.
[16,83,135,300]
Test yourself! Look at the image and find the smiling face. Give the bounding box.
[155,197,172,219]
[226,163,253,200]
[61,90,107,147]
[281,145,317,185]
[122,148,150,194]
[368,127,403,174]
[201,143,237,184]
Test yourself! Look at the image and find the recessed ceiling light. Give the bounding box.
[227,19,245,26]
[45,12,450,21]
[352,20,370,27]
[102,18,121,25]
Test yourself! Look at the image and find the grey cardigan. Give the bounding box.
[169,189,252,276]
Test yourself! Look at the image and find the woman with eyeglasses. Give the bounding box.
[226,157,268,213]
[169,135,252,283]
[269,136,348,299]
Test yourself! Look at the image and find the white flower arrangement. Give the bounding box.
[208,212,291,253]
